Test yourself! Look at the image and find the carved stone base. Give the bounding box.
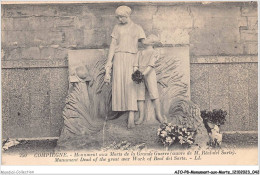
[168,97,209,147]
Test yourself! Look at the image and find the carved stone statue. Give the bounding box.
[104,6,146,129]
[135,34,167,125]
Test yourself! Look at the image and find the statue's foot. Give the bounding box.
[158,115,167,123]
[127,123,135,129]
[135,118,144,125]
[163,115,168,123]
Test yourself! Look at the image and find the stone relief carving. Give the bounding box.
[57,6,208,150]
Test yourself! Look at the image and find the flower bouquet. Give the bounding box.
[201,109,227,127]
[157,123,196,149]
[132,70,144,84]
[200,109,227,147]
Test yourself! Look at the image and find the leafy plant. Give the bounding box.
[157,123,196,148]
[200,109,227,127]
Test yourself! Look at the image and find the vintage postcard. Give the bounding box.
[1,0,258,170]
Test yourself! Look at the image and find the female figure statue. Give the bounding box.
[104,6,146,129]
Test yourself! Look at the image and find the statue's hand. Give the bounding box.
[104,73,111,84]
[133,66,138,72]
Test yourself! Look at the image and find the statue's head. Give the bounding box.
[115,6,132,24]
[143,34,161,47]
[75,66,89,80]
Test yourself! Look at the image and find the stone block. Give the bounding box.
[248,17,258,30]
[244,43,258,55]
[240,29,258,42]
[84,29,108,48]
[3,69,31,138]
[131,16,153,35]
[228,64,249,131]
[153,15,192,30]
[1,18,13,31]
[190,5,241,18]
[83,3,115,18]
[1,31,8,48]
[157,5,192,17]
[248,63,258,131]
[1,49,5,60]
[30,94,50,120]
[160,29,190,45]
[34,30,63,46]
[10,69,31,94]
[190,64,209,110]
[152,6,192,30]
[91,16,107,29]
[49,68,68,96]
[61,29,84,47]
[29,68,50,95]
[56,4,83,16]
[193,17,206,29]
[29,118,51,137]
[190,42,243,56]
[49,31,64,45]
[21,47,40,60]
[40,47,55,60]
[74,15,93,30]
[2,70,10,139]
[29,16,55,30]
[5,47,22,60]
[13,17,30,31]
[53,47,68,60]
[5,31,26,47]
[191,17,240,43]
[131,5,157,17]
[242,6,258,17]
[49,68,68,136]
[24,31,37,47]
[31,5,58,17]
[208,64,230,131]
[2,4,34,18]
[238,17,248,27]
[54,16,75,29]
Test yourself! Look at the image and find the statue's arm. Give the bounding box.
[133,52,140,72]
[105,38,116,73]
[104,38,116,83]
[142,66,152,76]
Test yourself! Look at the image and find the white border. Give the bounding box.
[1,0,259,174]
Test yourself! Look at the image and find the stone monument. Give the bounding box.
[57,45,208,149]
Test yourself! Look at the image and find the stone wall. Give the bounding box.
[1,2,258,138]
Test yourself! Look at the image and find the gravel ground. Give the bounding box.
[2,114,258,154]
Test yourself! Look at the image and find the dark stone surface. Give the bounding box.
[228,64,249,131]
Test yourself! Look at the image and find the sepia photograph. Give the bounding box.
[1,0,258,172]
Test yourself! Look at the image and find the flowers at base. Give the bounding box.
[157,128,162,135]
[157,123,196,147]
[160,131,167,138]
[165,136,174,145]
[165,126,171,132]
[208,125,222,147]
